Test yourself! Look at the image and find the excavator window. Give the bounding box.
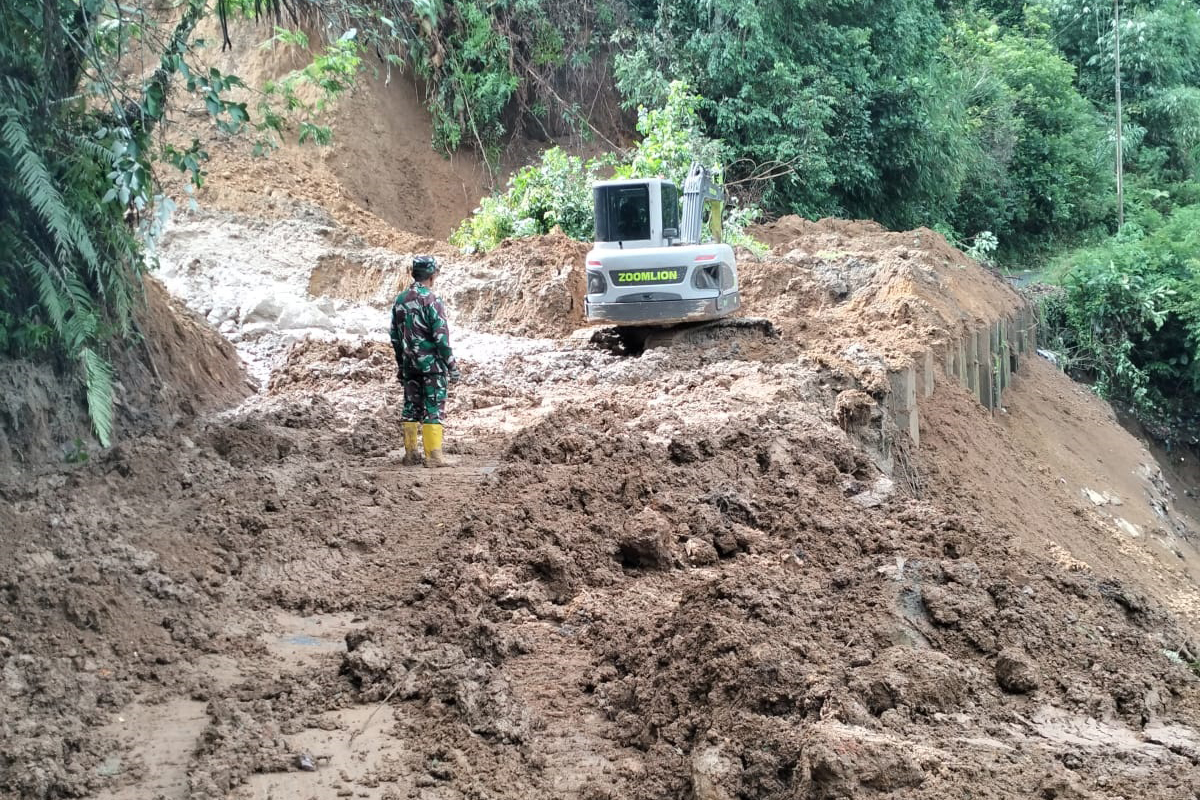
[594,185,651,242]
[661,184,679,234]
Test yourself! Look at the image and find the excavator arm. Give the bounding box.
[680,162,725,245]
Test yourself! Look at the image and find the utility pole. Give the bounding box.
[1115,0,1124,230]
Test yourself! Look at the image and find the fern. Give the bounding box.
[1,110,101,272]
[79,347,115,447]
[65,132,118,166]
[19,250,68,332]
[1,0,215,454]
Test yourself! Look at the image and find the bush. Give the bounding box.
[1044,204,1200,436]
[451,147,602,252]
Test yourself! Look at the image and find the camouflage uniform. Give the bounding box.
[390,283,459,423]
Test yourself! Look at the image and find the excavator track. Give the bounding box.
[585,316,778,356]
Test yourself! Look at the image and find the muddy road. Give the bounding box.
[4,199,1200,799]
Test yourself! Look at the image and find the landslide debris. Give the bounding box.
[354,400,1200,799]
[6,68,1200,800]
[740,215,1022,374]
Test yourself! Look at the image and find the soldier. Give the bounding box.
[390,255,461,467]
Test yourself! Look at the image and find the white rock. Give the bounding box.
[277,302,334,331]
[240,294,283,324]
[1115,518,1142,538]
[691,745,737,800]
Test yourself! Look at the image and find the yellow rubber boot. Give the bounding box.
[402,422,423,466]
[422,423,454,468]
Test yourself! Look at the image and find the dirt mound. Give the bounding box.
[922,355,1200,629]
[445,229,588,338]
[738,218,1022,373]
[749,215,892,248]
[341,396,1200,799]
[159,17,493,242]
[6,261,1200,800]
[266,339,396,394]
[136,277,249,417]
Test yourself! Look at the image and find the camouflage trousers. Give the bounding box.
[401,371,448,424]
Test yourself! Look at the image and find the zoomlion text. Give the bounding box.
[615,269,680,284]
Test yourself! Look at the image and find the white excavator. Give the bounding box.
[582,162,771,351]
[584,162,739,324]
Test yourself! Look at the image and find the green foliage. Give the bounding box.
[0,0,369,447]
[452,147,602,252]
[323,0,619,169]
[613,0,971,226]
[257,31,363,150]
[615,81,724,187]
[453,81,764,254]
[0,0,230,445]
[943,17,1111,249]
[63,438,90,464]
[0,70,145,447]
[1044,204,1200,431]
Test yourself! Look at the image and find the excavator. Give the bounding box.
[582,162,773,352]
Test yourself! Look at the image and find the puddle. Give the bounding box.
[264,611,365,664]
[232,705,411,800]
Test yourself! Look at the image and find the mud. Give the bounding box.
[739,217,1023,380]
[8,303,1199,798]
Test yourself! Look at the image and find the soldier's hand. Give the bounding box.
[449,368,462,384]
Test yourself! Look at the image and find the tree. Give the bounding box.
[946,17,1111,244]
[612,0,974,228]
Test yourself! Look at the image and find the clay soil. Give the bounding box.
[4,41,1200,800]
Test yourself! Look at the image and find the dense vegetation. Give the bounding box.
[5,0,1200,443]
[1042,210,1200,439]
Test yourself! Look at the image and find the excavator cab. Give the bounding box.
[584,163,740,326]
[594,182,667,246]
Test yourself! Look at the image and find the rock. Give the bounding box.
[617,507,676,570]
[684,538,719,566]
[994,648,1040,694]
[239,295,283,324]
[849,649,873,668]
[690,745,738,800]
[853,647,974,715]
[834,389,877,430]
[804,723,925,794]
[1114,518,1142,538]
[920,585,960,626]
[941,559,981,587]
[277,302,335,331]
[3,660,28,696]
[850,476,894,508]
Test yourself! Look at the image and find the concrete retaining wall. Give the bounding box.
[885,304,1038,448]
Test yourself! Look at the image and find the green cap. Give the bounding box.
[412,255,438,279]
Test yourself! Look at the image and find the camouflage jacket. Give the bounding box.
[390,283,458,375]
